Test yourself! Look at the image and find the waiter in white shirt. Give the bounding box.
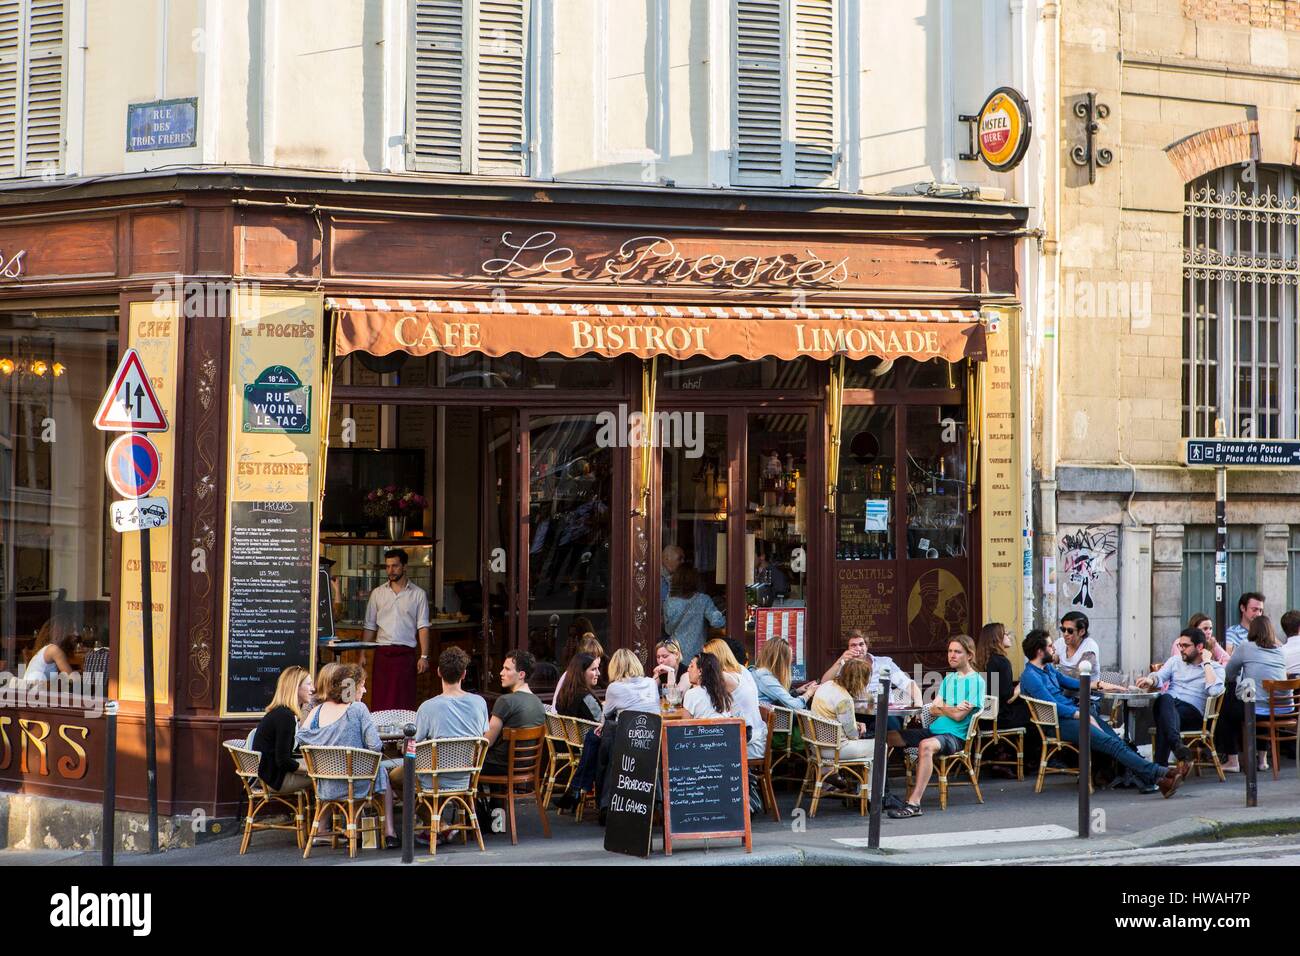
[363,549,432,711]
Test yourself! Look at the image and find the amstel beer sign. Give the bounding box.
[975,87,1031,172]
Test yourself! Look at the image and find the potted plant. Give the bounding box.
[363,485,427,540]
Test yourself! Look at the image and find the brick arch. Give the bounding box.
[1164,120,1259,183]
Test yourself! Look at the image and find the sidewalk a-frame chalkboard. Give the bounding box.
[660,718,752,855]
[602,710,663,858]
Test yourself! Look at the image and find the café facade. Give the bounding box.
[0,172,1027,820]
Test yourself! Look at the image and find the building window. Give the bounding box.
[731,0,838,188]
[1183,165,1300,438]
[408,0,529,176]
[0,0,65,178]
[1181,525,1257,625]
[1288,527,1300,613]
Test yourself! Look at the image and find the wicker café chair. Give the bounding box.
[370,709,418,731]
[223,740,310,854]
[1257,679,1300,781]
[478,724,552,845]
[411,736,489,857]
[899,703,985,809]
[975,693,1025,780]
[794,710,872,817]
[1181,690,1226,781]
[767,705,806,785]
[1022,695,1092,794]
[560,714,600,821]
[752,706,780,823]
[542,713,578,810]
[300,745,386,859]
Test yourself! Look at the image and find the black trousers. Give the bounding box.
[1153,694,1203,764]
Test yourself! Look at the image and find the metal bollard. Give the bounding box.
[1241,680,1258,808]
[1077,662,1091,839]
[102,700,118,867]
[868,667,890,849]
[402,723,416,863]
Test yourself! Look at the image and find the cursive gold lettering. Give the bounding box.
[19,718,49,776]
[57,725,89,779]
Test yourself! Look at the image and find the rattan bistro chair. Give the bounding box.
[975,694,1025,780]
[1182,690,1226,781]
[1022,695,1092,794]
[411,736,489,856]
[223,740,310,854]
[558,714,600,820]
[794,710,872,817]
[542,713,585,810]
[767,705,806,785]
[478,724,552,845]
[300,745,386,859]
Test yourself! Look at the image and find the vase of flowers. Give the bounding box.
[363,486,427,539]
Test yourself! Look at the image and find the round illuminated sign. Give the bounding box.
[976,87,1031,172]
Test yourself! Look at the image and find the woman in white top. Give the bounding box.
[1052,612,1100,673]
[600,648,660,724]
[23,617,77,681]
[702,638,766,760]
[683,652,734,720]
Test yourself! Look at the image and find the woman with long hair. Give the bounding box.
[810,657,874,761]
[251,666,315,794]
[664,566,725,666]
[1217,615,1287,773]
[22,617,77,681]
[752,638,817,710]
[683,652,734,718]
[1181,613,1229,665]
[555,652,601,722]
[601,648,660,720]
[651,639,691,695]
[702,637,766,759]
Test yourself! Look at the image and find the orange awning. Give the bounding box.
[329,298,987,363]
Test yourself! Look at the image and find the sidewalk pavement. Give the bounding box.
[5,768,1298,867]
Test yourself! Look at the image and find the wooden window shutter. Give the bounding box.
[0,2,21,178]
[22,0,62,174]
[732,0,784,187]
[791,0,836,187]
[410,0,469,172]
[472,0,527,175]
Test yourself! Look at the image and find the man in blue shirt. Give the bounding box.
[1137,627,1224,768]
[1019,631,1183,797]
[1224,592,1264,651]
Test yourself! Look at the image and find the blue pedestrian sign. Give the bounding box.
[105,433,162,499]
[1185,438,1300,468]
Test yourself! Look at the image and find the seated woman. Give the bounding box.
[975,622,1036,774]
[810,657,874,763]
[1216,615,1289,773]
[251,666,314,795]
[296,663,398,847]
[702,638,766,761]
[310,662,340,710]
[683,652,734,719]
[552,634,604,704]
[554,653,602,723]
[23,617,77,682]
[602,648,660,720]
[650,639,691,697]
[752,638,817,710]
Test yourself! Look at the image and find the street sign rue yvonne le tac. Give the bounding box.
[94,349,169,432]
[105,432,162,499]
[1185,438,1300,468]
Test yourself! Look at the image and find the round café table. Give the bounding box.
[1099,689,1159,789]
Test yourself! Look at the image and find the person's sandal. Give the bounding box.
[887,802,922,819]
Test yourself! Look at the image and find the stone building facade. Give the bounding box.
[1041,0,1300,670]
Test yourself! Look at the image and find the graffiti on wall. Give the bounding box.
[1058,526,1117,610]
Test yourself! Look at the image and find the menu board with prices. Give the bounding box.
[661,719,751,854]
[837,563,897,648]
[225,501,315,715]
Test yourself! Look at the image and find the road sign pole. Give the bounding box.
[139,516,160,854]
[1215,465,1227,644]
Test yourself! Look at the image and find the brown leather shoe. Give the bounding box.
[1157,770,1182,798]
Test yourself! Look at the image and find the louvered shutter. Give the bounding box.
[791,0,835,186]
[0,2,20,178]
[410,0,468,172]
[732,0,784,186]
[22,0,62,174]
[473,0,526,175]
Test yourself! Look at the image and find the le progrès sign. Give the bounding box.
[243,365,312,433]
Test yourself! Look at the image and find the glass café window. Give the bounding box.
[0,315,116,674]
[663,356,810,390]
[746,412,809,611]
[332,352,617,390]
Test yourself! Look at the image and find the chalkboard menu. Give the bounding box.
[603,711,663,858]
[837,563,897,646]
[661,719,751,855]
[225,501,315,714]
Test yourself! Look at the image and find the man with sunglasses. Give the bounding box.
[1137,627,1225,771]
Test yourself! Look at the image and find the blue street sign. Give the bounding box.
[127,98,198,152]
[1186,438,1300,467]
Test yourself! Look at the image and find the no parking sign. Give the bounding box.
[105,432,162,499]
